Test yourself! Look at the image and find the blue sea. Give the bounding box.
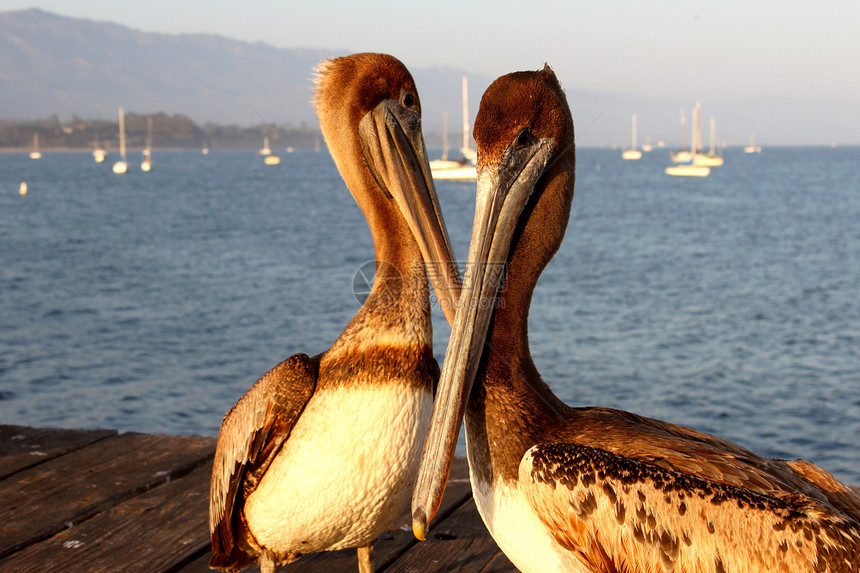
[1,146,858,485]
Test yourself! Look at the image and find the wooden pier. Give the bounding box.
[0,424,516,572]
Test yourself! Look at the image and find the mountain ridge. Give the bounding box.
[2,8,859,146]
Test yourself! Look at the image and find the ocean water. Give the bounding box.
[1,146,858,485]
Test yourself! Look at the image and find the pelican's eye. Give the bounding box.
[515,128,534,148]
[401,91,416,109]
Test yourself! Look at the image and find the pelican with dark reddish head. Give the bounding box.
[413,66,860,572]
[209,52,460,573]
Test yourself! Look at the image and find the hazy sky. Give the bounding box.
[4,0,860,105]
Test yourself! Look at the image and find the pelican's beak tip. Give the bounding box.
[412,510,428,541]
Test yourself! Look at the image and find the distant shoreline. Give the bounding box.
[2,143,857,154]
[0,146,310,153]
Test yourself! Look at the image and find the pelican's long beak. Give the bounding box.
[359,100,461,324]
[411,136,555,539]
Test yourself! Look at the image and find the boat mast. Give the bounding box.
[710,116,716,155]
[680,107,686,152]
[442,110,449,161]
[118,107,126,161]
[691,102,701,155]
[146,116,153,154]
[631,113,638,150]
[461,75,469,156]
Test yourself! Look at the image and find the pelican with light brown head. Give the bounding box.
[209,52,461,573]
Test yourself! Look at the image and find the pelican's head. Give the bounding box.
[412,65,575,540]
[314,53,460,322]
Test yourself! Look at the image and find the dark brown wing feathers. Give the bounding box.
[209,353,318,569]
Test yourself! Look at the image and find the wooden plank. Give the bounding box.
[479,551,522,573]
[385,498,516,573]
[0,432,215,559]
[0,425,117,479]
[0,463,212,572]
[177,458,476,573]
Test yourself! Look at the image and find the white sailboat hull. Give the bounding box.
[429,159,463,170]
[665,164,710,177]
[670,150,693,163]
[693,154,723,167]
[431,164,477,180]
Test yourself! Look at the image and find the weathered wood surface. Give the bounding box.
[0,425,117,479]
[0,425,516,572]
[0,427,215,568]
[7,424,852,572]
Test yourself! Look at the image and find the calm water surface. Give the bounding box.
[1,146,858,484]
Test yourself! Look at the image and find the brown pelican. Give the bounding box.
[412,66,860,572]
[209,52,460,573]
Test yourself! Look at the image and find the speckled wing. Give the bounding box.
[209,353,318,566]
[573,407,859,506]
[522,441,860,572]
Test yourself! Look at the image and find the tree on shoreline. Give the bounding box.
[0,113,322,151]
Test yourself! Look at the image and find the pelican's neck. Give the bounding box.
[333,190,433,353]
[466,166,575,485]
[466,285,569,485]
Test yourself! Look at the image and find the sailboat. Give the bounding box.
[430,110,455,168]
[665,103,710,177]
[642,135,653,152]
[112,107,128,174]
[693,116,724,166]
[429,109,475,179]
[141,116,153,172]
[431,75,477,180]
[29,133,42,159]
[260,135,280,164]
[621,113,642,160]
[744,133,762,153]
[93,136,107,163]
[259,136,272,156]
[670,107,693,164]
[459,75,477,164]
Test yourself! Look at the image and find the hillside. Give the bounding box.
[2,8,859,146]
[0,9,495,142]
